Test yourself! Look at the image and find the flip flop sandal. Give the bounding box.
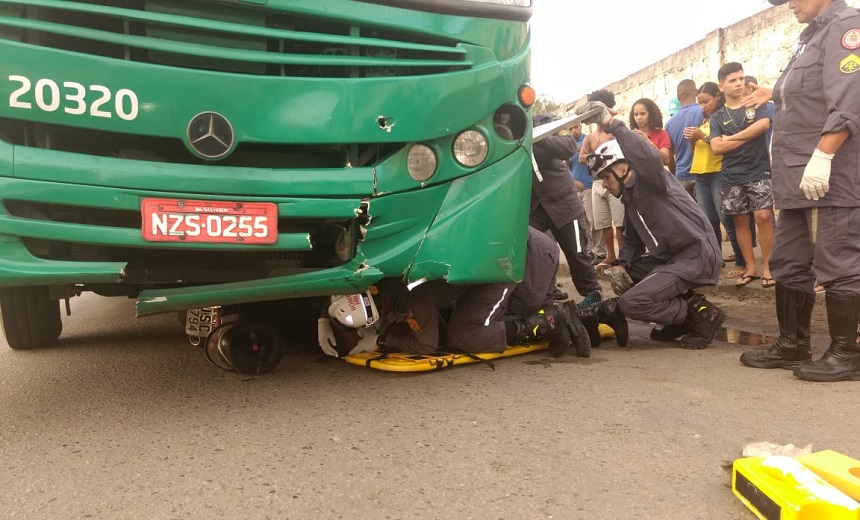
[735,275,761,287]
[761,278,776,288]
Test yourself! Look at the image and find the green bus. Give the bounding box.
[0,0,534,350]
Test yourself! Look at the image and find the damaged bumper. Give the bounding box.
[0,148,531,316]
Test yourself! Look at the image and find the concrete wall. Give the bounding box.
[566,5,801,121]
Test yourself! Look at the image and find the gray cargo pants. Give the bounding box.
[382,280,514,355]
[529,207,602,297]
[617,255,696,326]
[770,207,860,295]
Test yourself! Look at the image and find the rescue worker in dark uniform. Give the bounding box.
[318,227,590,358]
[530,114,603,301]
[531,114,623,348]
[575,101,727,349]
[740,0,860,382]
[505,228,591,358]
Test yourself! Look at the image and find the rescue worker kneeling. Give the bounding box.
[317,227,590,358]
[576,101,726,348]
[503,228,591,358]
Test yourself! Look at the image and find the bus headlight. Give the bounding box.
[407,144,437,182]
[453,130,488,168]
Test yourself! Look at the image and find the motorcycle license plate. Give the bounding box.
[186,307,221,338]
[141,198,277,244]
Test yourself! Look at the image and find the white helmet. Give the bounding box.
[587,139,626,179]
[328,292,379,328]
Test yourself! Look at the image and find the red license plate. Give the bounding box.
[141,198,278,244]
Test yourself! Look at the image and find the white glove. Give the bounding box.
[317,318,339,357]
[799,149,834,201]
[348,326,380,356]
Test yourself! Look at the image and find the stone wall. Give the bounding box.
[566,5,801,120]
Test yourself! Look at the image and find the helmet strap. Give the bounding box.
[610,166,629,186]
[608,165,630,198]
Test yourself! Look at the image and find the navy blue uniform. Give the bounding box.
[605,119,722,325]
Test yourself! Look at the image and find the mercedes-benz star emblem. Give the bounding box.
[186,112,235,160]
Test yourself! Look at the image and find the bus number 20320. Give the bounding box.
[7,74,139,121]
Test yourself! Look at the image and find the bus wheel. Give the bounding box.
[0,286,63,350]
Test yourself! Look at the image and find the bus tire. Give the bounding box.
[0,286,63,350]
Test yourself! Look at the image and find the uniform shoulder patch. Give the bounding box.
[842,28,860,50]
[839,53,860,74]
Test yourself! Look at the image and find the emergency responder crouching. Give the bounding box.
[576,101,727,349]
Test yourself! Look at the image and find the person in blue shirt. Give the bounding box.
[664,79,702,199]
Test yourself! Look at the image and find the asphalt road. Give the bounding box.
[1,289,858,520]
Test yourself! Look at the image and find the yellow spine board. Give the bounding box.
[732,456,860,520]
[343,343,548,372]
[598,323,615,338]
[798,450,860,502]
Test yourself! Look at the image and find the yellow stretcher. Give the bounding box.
[343,323,615,372]
[598,323,615,339]
[343,342,548,372]
[343,324,616,372]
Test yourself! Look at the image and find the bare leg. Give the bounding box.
[733,213,758,279]
[754,208,775,281]
[602,227,616,263]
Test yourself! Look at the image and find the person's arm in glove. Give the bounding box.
[799,130,850,201]
[348,326,380,355]
[799,149,833,201]
[575,101,615,130]
[609,266,634,296]
[317,317,340,357]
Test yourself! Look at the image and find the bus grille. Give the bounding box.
[0,0,470,77]
[5,200,358,282]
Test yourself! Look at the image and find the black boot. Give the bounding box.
[740,284,814,369]
[577,300,601,349]
[562,301,591,358]
[579,298,628,348]
[793,292,860,382]
[543,305,571,358]
[507,306,571,358]
[680,293,725,349]
[598,298,628,347]
[649,322,693,342]
[649,291,696,342]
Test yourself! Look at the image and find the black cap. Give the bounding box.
[768,0,788,5]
